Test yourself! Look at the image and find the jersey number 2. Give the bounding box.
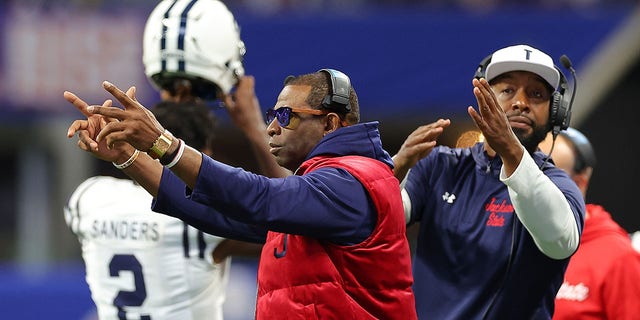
[109,254,152,320]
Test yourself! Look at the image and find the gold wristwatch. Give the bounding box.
[148,130,173,159]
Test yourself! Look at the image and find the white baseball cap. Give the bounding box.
[485,44,560,89]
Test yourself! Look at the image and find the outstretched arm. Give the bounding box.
[468,77,582,259]
[467,78,524,176]
[501,154,582,259]
[66,87,269,246]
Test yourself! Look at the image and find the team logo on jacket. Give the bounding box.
[485,198,513,227]
[442,192,456,204]
[556,281,589,301]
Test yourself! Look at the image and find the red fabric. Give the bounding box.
[256,156,416,319]
[554,204,640,319]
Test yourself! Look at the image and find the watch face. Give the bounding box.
[150,132,172,159]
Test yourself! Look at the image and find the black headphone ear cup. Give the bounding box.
[474,54,493,80]
[550,66,574,131]
[322,95,332,109]
[318,69,351,113]
[550,89,573,131]
[550,91,562,128]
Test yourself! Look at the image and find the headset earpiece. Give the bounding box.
[474,54,493,80]
[549,69,571,133]
[472,53,574,134]
[318,68,351,113]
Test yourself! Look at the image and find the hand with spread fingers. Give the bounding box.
[467,77,522,164]
[65,91,110,153]
[392,118,450,181]
[89,81,167,154]
[65,90,136,164]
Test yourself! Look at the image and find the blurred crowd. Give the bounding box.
[10,0,638,13]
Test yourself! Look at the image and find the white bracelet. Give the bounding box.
[112,149,140,170]
[165,140,185,169]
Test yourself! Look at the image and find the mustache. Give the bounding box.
[506,112,533,125]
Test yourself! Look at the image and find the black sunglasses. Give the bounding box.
[265,106,328,129]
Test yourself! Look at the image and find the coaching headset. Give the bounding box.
[473,54,577,136]
[318,68,352,113]
[473,52,580,320]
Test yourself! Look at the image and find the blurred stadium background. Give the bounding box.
[0,0,639,319]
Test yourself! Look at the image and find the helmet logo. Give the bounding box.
[160,50,185,60]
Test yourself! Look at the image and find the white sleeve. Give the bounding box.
[500,149,580,260]
[399,168,413,225]
[401,188,412,225]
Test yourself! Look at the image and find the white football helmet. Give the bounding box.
[143,0,246,98]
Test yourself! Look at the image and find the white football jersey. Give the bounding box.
[65,176,229,320]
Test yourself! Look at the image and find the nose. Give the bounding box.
[511,88,530,112]
[267,118,280,137]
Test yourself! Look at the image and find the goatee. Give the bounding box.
[514,123,550,154]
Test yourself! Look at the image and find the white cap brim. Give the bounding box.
[485,61,560,89]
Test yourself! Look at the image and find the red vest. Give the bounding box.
[256,156,417,319]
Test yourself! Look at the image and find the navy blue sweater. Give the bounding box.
[405,143,585,319]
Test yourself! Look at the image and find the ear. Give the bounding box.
[572,169,591,197]
[323,113,342,135]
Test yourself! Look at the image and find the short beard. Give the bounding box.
[513,122,551,154]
